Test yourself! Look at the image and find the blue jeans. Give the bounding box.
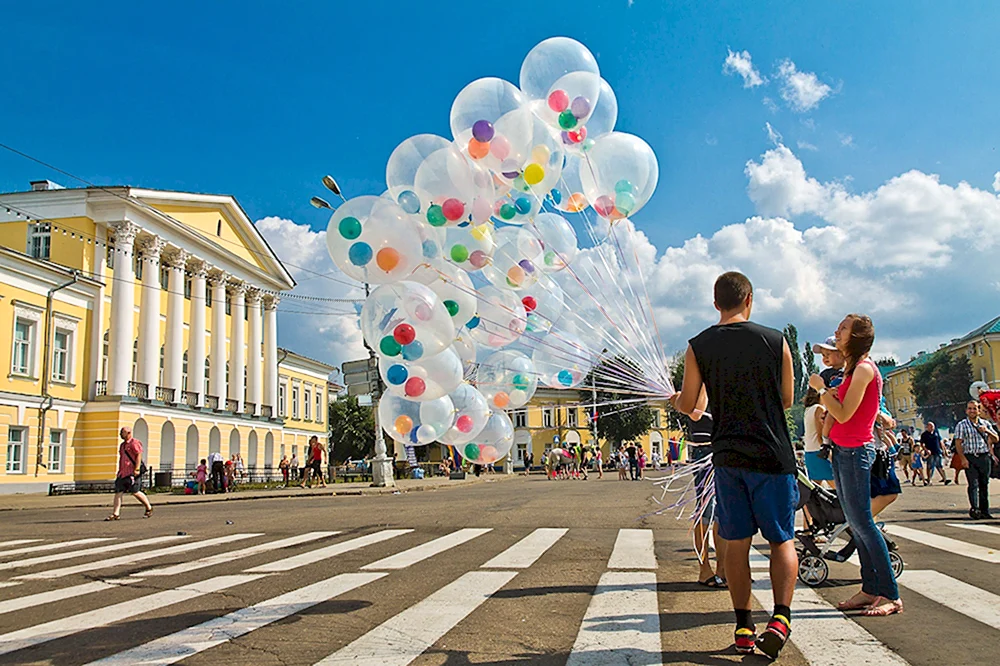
[832,443,899,599]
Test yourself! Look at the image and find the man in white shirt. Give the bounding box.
[954,401,999,519]
[207,450,225,493]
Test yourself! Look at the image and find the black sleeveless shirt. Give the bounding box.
[689,321,795,475]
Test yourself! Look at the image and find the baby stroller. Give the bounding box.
[794,470,904,586]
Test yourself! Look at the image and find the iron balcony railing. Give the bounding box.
[205,395,220,410]
[156,386,176,403]
[94,380,108,397]
[128,381,148,400]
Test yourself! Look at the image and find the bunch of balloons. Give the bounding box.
[326,37,666,467]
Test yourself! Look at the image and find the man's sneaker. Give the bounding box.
[756,615,791,661]
[734,627,756,654]
[983,512,995,519]
[945,480,952,486]
[970,508,982,520]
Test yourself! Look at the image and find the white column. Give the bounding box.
[263,296,279,415]
[88,225,108,398]
[209,273,230,406]
[106,221,139,396]
[228,283,246,411]
[136,235,165,395]
[163,249,188,399]
[188,260,208,406]
[246,289,263,415]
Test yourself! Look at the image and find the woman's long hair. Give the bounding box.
[804,387,821,408]
[843,314,875,376]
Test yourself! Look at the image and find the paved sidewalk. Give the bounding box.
[0,473,515,511]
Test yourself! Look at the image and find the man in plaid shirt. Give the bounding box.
[954,400,1000,520]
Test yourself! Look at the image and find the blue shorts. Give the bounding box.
[714,466,798,543]
[804,450,834,481]
[927,454,943,473]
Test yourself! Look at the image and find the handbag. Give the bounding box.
[871,448,891,480]
[124,445,147,478]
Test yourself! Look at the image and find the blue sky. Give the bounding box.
[2,1,999,368]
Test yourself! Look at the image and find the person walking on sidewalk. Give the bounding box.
[106,427,152,521]
[919,422,950,485]
[809,314,902,618]
[954,400,999,519]
[279,455,290,486]
[671,271,798,660]
[208,450,225,493]
[898,430,914,483]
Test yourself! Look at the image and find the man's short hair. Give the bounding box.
[714,272,753,311]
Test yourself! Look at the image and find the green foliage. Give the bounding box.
[666,350,686,430]
[783,324,807,402]
[328,396,375,462]
[785,408,798,439]
[582,356,656,447]
[803,342,820,378]
[911,352,973,428]
[874,357,898,368]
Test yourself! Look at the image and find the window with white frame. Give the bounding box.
[304,386,312,421]
[52,329,71,382]
[514,409,527,428]
[182,351,189,392]
[567,407,578,427]
[315,391,324,424]
[48,430,64,473]
[160,266,169,290]
[6,427,26,474]
[184,277,192,299]
[133,253,143,280]
[27,222,51,260]
[278,382,287,417]
[542,407,553,428]
[12,318,35,376]
[292,384,300,419]
[652,410,662,428]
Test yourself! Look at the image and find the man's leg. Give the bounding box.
[983,456,992,516]
[724,536,754,616]
[966,458,981,514]
[714,523,727,580]
[132,490,152,512]
[768,539,797,609]
[111,491,124,517]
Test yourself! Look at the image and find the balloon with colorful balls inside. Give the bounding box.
[438,382,491,446]
[326,196,425,284]
[451,331,478,380]
[450,77,530,175]
[467,285,528,349]
[379,345,463,402]
[481,225,544,291]
[491,109,565,200]
[443,222,495,272]
[531,328,595,389]
[519,37,601,136]
[379,393,456,445]
[457,410,515,465]
[530,212,578,272]
[409,262,478,334]
[548,154,590,215]
[579,132,659,219]
[476,349,538,411]
[563,76,617,156]
[361,281,457,363]
[519,273,566,336]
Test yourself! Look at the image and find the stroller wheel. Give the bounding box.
[889,549,904,578]
[798,554,829,587]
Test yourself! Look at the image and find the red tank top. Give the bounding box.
[830,358,882,448]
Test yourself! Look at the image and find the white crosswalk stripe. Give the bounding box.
[0,539,43,550]
[360,528,491,570]
[898,569,1000,630]
[141,531,338,577]
[884,524,1000,563]
[0,578,144,617]
[246,529,412,573]
[567,571,662,666]
[482,528,567,568]
[0,538,116,559]
[0,534,185,572]
[948,522,1000,537]
[607,528,656,569]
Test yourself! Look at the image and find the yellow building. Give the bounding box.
[883,315,1000,433]
[1,181,334,492]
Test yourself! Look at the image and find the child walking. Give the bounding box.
[193,459,208,495]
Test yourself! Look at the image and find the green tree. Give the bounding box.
[783,324,807,402]
[328,396,375,462]
[803,342,820,377]
[582,356,656,447]
[666,349,686,430]
[874,357,898,368]
[911,352,973,428]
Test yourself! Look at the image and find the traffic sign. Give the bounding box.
[342,358,377,375]
[343,370,379,387]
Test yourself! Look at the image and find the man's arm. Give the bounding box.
[780,339,794,410]
[670,345,707,416]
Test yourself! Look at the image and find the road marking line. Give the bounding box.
[0,535,186,572]
[17,533,262,580]
[0,540,43,550]
[361,528,491,570]
[885,525,1000,563]
[948,523,1000,537]
[566,571,661,666]
[0,538,115,559]
[142,532,339,577]
[749,548,909,665]
[246,529,412,573]
[607,529,656,569]
[481,528,567,569]
[898,569,1000,630]
[0,573,265,656]
[0,579,143,616]
[314,570,518,666]
[81,572,387,666]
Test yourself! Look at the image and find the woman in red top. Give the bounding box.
[809,314,902,617]
[300,436,328,489]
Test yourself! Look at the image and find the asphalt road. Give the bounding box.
[0,473,997,665]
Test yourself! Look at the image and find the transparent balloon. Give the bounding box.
[444,222,495,272]
[520,273,565,336]
[530,212,578,271]
[532,329,595,388]
[409,262,478,332]
[326,197,425,283]
[520,38,601,134]
[481,226,544,291]
[492,110,565,205]
[379,393,456,445]
[467,285,528,349]
[451,331,478,380]
[457,410,514,465]
[579,132,659,219]
[451,77,529,175]
[563,77,617,155]
[361,281,456,362]
[438,383,491,446]
[476,350,538,411]
[379,346,463,402]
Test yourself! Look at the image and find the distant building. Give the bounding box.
[0,182,334,492]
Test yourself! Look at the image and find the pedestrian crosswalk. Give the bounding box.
[0,521,998,665]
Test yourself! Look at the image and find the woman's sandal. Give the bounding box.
[143,508,153,519]
[863,596,903,617]
[698,575,728,588]
[837,591,875,611]
[104,514,120,521]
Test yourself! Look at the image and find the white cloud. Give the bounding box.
[775,59,833,112]
[765,122,783,146]
[797,140,818,151]
[762,97,779,113]
[993,171,1000,192]
[723,49,766,88]
[839,133,854,147]
[254,216,367,369]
